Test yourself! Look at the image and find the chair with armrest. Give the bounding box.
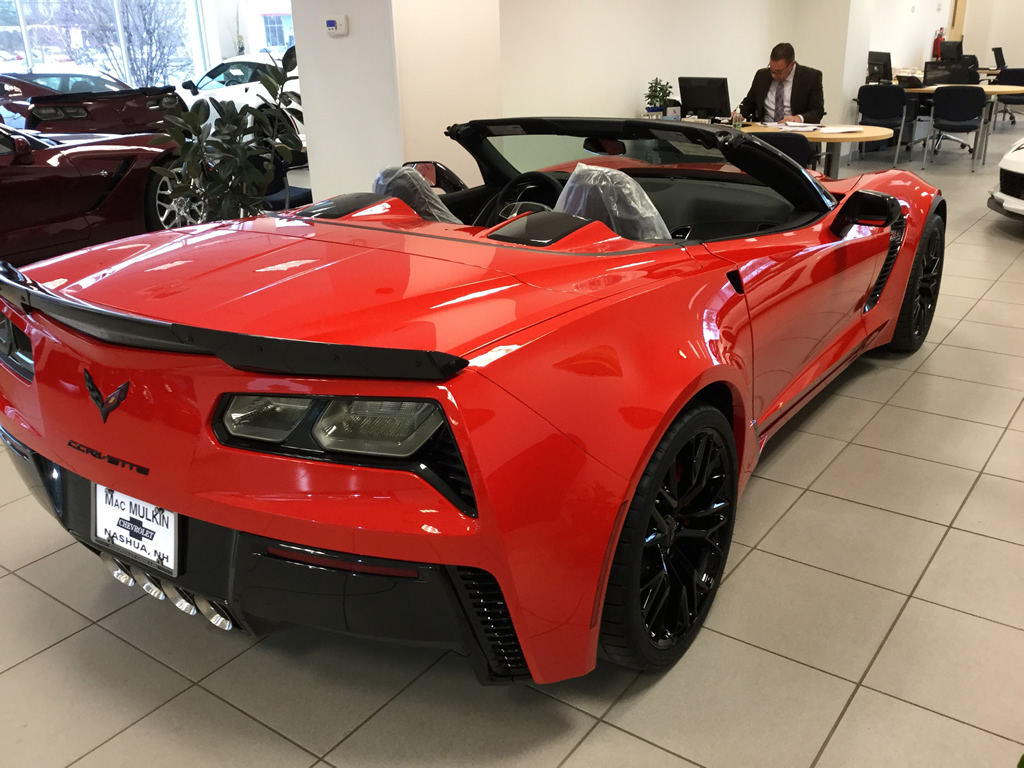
[262,156,314,212]
[853,85,914,166]
[752,132,813,169]
[923,85,986,172]
[994,68,1024,127]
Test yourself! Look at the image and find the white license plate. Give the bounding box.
[93,485,177,575]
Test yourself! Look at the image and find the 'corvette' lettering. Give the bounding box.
[67,440,150,476]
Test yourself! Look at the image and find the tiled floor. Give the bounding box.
[3,127,1024,768]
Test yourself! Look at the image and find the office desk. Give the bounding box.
[905,84,1024,161]
[741,125,893,178]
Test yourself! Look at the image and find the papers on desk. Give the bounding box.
[818,126,863,134]
[758,122,820,131]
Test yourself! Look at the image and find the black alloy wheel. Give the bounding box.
[887,213,944,352]
[600,403,737,670]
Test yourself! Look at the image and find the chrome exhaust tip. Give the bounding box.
[128,567,165,600]
[163,583,197,616]
[194,595,233,630]
[100,552,135,587]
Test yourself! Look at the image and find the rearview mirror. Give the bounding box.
[830,189,901,238]
[12,136,33,165]
[402,161,468,194]
[583,137,626,156]
[181,79,198,95]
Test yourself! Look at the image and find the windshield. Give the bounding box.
[15,73,126,93]
[196,62,265,90]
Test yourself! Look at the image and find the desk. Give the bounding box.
[741,124,893,178]
[905,84,1024,163]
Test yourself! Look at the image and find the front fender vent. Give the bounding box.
[454,566,529,679]
[864,215,906,313]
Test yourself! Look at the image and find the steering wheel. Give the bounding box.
[483,171,564,226]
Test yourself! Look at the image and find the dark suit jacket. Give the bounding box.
[739,64,825,123]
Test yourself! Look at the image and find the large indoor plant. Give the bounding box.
[153,47,303,224]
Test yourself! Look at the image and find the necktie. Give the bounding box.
[773,79,786,122]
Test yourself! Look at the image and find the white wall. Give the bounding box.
[868,0,952,69]
[292,0,404,199]
[392,0,501,187]
[201,0,242,65]
[964,0,1024,67]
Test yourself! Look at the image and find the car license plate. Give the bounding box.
[93,485,177,575]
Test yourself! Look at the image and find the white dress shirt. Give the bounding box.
[765,63,799,122]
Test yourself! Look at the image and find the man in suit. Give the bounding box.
[740,42,825,124]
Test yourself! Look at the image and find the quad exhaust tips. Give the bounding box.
[163,583,198,616]
[100,551,135,586]
[194,595,233,631]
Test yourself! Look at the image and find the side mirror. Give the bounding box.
[181,79,198,95]
[830,188,901,238]
[402,161,468,194]
[12,136,33,165]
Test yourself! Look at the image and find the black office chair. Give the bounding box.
[923,85,986,172]
[853,85,914,166]
[262,156,313,212]
[994,68,1024,126]
[993,47,1007,70]
[754,132,813,168]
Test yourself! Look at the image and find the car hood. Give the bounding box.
[22,223,598,358]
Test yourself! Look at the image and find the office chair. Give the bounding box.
[922,85,986,172]
[993,47,1007,70]
[853,85,914,166]
[754,132,813,168]
[262,155,313,212]
[994,68,1024,126]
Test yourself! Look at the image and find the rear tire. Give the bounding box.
[145,160,206,231]
[886,213,944,353]
[599,403,737,670]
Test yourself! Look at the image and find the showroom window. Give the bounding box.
[260,12,293,52]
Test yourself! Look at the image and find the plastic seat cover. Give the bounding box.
[553,163,670,241]
[372,166,461,224]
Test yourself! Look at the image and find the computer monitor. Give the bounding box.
[923,59,971,85]
[866,51,892,83]
[677,77,731,120]
[940,40,963,61]
[994,47,1006,69]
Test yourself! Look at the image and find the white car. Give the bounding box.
[989,136,1024,222]
[176,51,304,148]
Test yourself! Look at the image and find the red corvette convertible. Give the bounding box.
[0,118,944,684]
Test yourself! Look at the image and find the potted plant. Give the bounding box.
[645,77,673,115]
[152,46,303,225]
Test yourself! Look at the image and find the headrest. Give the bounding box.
[371,166,461,224]
[553,163,670,241]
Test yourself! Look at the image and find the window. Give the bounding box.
[196,62,259,91]
[264,15,285,48]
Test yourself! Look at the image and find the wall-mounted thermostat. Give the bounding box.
[327,16,349,37]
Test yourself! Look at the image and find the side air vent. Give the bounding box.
[864,215,907,313]
[424,426,476,512]
[454,567,529,678]
[1000,169,1024,200]
[0,312,34,381]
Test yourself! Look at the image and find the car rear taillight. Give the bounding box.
[147,94,180,110]
[0,313,33,380]
[31,105,88,121]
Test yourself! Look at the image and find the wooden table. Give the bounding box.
[904,84,1024,164]
[741,124,893,178]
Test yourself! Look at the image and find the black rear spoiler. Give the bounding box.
[28,85,179,105]
[0,262,468,381]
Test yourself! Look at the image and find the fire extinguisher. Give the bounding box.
[933,27,945,59]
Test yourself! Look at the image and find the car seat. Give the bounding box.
[553,163,670,240]
[372,166,461,224]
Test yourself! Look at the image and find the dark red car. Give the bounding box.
[0,123,188,266]
[0,117,944,684]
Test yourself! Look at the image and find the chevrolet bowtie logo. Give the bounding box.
[83,369,130,423]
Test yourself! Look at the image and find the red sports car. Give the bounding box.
[0,118,944,684]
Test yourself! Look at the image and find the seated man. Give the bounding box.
[740,42,825,124]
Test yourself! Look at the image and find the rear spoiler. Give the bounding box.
[28,85,179,105]
[0,262,468,381]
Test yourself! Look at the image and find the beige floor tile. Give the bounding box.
[752,430,846,488]
[533,660,638,719]
[954,474,1024,545]
[785,395,882,441]
[606,631,853,768]
[952,221,1024,250]
[888,372,1024,426]
[811,445,977,524]
[0,626,190,768]
[941,258,1010,281]
[326,653,595,767]
[919,344,1024,390]
[760,493,944,593]
[724,542,751,577]
[17,542,140,621]
[863,341,936,371]
[0,495,73,571]
[734,477,802,546]
[939,274,995,299]
[985,429,1024,481]
[942,320,1024,358]
[854,405,1002,471]
[73,687,316,768]
[923,315,958,343]
[825,359,912,402]
[0,576,89,673]
[984,280,1024,304]
[998,258,1024,283]
[100,592,258,682]
[865,599,1024,742]
[816,687,1023,768]
[561,723,699,768]
[705,551,904,680]
[203,627,443,755]
[933,295,977,321]
[0,453,32,507]
[1011,404,1024,431]
[963,298,1024,328]
[916,529,1024,630]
